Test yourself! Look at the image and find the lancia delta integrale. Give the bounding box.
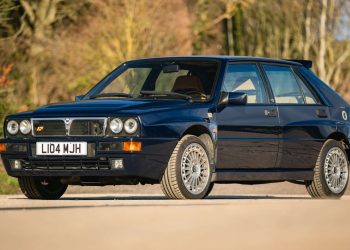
[1,57,349,199]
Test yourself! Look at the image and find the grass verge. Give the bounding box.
[0,164,19,194]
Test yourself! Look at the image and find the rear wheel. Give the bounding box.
[18,176,67,200]
[161,135,213,199]
[306,139,349,199]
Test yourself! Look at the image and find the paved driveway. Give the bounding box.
[0,192,349,250]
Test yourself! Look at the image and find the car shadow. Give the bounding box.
[9,194,310,201]
[58,194,310,201]
[1,194,311,211]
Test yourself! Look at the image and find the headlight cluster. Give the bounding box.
[6,120,32,135]
[109,118,139,135]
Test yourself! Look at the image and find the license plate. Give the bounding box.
[36,142,87,156]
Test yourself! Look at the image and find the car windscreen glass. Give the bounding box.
[100,67,152,98]
[88,60,219,101]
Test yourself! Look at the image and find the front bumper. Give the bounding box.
[0,137,177,181]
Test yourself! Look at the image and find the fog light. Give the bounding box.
[0,143,6,153]
[10,160,22,170]
[110,159,124,169]
[123,141,142,152]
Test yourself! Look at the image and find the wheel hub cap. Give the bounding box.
[181,143,210,195]
[324,147,349,194]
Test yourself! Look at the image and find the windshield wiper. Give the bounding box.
[89,92,132,99]
[140,90,192,100]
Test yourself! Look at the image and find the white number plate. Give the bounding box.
[36,142,87,156]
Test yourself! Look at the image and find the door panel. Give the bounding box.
[261,64,329,169]
[276,105,330,169]
[216,63,279,169]
[216,105,279,169]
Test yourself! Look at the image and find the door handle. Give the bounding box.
[264,109,277,117]
[316,109,328,118]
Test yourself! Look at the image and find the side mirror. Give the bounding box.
[219,92,248,106]
[75,95,85,101]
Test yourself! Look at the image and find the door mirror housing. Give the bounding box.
[75,95,85,101]
[219,92,248,106]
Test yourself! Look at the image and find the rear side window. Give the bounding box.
[263,65,305,104]
[223,64,268,104]
[294,74,319,104]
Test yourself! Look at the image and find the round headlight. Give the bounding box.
[7,120,19,135]
[20,120,32,134]
[110,118,123,134]
[124,118,138,134]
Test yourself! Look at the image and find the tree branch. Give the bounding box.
[19,0,35,25]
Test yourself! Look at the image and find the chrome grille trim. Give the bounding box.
[31,117,108,137]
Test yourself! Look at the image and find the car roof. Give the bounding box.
[125,56,302,67]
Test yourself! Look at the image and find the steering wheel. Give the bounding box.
[185,90,207,99]
[175,88,207,99]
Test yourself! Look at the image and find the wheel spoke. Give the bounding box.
[180,142,210,195]
[324,147,349,194]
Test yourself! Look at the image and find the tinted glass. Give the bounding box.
[263,65,304,104]
[102,67,152,96]
[92,60,219,101]
[223,64,268,104]
[295,74,318,104]
[155,70,189,91]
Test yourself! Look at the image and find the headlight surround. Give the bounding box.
[124,118,138,134]
[19,120,32,134]
[7,120,19,135]
[110,118,123,134]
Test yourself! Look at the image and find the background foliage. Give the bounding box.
[0,0,350,193]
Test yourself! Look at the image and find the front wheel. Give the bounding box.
[306,139,349,199]
[161,135,214,199]
[18,176,68,200]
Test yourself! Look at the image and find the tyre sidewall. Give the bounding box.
[19,176,67,200]
[318,140,349,198]
[174,135,213,199]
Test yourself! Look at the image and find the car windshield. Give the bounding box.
[86,60,219,101]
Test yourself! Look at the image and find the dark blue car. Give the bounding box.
[1,56,349,199]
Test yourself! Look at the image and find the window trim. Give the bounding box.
[222,62,273,106]
[260,63,323,107]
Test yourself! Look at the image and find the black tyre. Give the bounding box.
[306,139,349,199]
[18,176,67,200]
[160,135,214,199]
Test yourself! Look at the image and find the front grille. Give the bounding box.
[33,120,66,136]
[32,118,107,137]
[22,159,110,170]
[69,120,105,136]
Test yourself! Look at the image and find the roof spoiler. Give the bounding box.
[286,59,312,69]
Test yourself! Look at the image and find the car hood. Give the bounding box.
[27,99,193,117]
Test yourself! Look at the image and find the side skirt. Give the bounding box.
[212,168,314,183]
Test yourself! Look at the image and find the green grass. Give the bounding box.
[0,165,19,194]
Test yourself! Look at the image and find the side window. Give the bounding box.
[295,74,319,104]
[263,65,304,104]
[155,70,189,91]
[223,64,268,104]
